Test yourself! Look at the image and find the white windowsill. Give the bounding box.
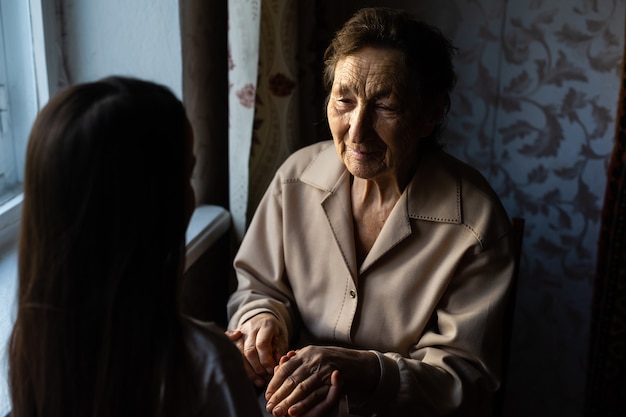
[0,204,231,415]
[185,205,231,271]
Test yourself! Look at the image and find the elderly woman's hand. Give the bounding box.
[225,313,288,387]
[265,346,378,417]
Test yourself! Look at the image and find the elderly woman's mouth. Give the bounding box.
[347,146,381,159]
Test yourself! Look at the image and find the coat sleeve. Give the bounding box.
[348,230,515,417]
[226,173,295,341]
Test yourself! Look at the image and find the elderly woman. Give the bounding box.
[227,7,514,417]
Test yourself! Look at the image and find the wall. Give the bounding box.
[61,0,182,97]
[430,2,624,415]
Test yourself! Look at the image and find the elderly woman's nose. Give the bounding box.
[349,106,372,142]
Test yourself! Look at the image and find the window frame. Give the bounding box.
[0,0,55,241]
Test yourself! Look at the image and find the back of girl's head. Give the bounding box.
[21,76,187,310]
[11,76,189,417]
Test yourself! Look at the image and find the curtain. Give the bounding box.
[228,0,262,240]
[238,0,329,230]
[585,22,626,417]
[179,0,260,240]
[179,0,229,209]
[179,0,230,324]
[245,0,299,226]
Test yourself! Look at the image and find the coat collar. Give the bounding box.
[405,151,462,224]
[300,142,462,224]
[299,142,345,192]
[300,142,462,276]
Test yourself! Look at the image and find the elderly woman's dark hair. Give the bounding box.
[9,77,193,417]
[324,7,457,147]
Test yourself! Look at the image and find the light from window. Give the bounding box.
[0,0,44,212]
[1,0,50,414]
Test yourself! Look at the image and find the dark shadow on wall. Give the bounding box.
[584,26,626,416]
[181,231,232,328]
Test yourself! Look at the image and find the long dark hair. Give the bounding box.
[9,76,191,417]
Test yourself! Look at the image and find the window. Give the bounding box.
[0,0,47,214]
[0,0,51,414]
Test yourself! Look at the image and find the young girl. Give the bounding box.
[8,77,261,417]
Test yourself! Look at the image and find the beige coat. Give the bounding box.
[228,141,514,416]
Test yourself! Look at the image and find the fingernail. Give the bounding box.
[266,367,274,374]
[255,378,265,387]
[273,406,283,416]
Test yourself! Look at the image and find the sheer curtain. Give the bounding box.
[227,0,262,240]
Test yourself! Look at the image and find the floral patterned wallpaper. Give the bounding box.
[422,2,625,416]
[233,0,625,416]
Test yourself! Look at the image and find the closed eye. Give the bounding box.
[376,103,398,114]
[335,97,356,109]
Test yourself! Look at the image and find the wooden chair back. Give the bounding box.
[493,217,525,417]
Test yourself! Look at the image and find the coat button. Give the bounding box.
[349,290,356,298]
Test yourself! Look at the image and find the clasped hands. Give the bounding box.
[226,313,347,417]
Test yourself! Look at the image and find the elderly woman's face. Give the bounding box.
[327,47,432,183]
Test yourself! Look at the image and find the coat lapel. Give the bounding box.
[321,175,358,281]
[359,191,412,273]
[301,144,359,281]
[299,144,462,280]
[360,151,462,273]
